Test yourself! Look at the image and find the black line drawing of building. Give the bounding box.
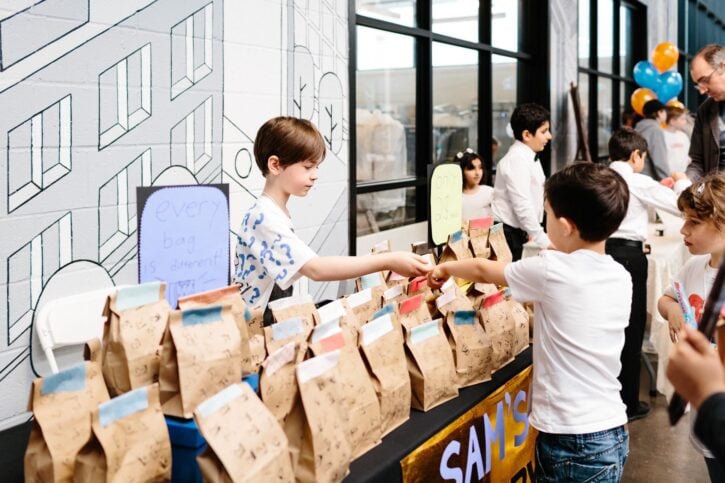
[0,0,349,432]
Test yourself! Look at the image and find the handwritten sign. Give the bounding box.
[138,185,229,308]
[429,163,462,246]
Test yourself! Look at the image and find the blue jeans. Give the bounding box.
[535,426,629,482]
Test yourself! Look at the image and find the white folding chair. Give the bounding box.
[34,286,128,374]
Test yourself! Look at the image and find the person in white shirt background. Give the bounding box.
[606,127,690,422]
[458,148,494,222]
[663,105,692,174]
[491,103,553,260]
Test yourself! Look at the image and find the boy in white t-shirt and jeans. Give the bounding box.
[233,116,431,319]
[429,163,632,482]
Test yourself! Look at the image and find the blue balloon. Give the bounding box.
[657,71,683,103]
[633,61,661,91]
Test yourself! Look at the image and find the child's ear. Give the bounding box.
[521,129,533,142]
[559,217,576,237]
[267,155,282,175]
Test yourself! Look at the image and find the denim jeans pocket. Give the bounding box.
[567,461,619,483]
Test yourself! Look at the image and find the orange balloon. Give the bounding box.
[666,99,685,110]
[652,42,679,72]
[631,88,657,116]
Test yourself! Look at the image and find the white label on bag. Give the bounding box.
[317,299,347,323]
[263,341,297,376]
[347,288,372,308]
[361,314,394,346]
[271,317,304,341]
[435,290,457,309]
[268,293,314,311]
[297,350,341,384]
[383,284,404,300]
[196,384,245,418]
[441,277,455,292]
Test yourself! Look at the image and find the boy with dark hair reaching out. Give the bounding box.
[430,162,633,482]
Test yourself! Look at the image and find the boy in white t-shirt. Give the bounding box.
[233,117,431,316]
[429,163,632,482]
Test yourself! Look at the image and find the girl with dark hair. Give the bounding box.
[458,148,493,221]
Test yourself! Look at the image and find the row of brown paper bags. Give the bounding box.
[24,341,292,482]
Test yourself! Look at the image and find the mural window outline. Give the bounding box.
[6,212,72,345]
[170,3,213,100]
[98,149,152,262]
[170,96,213,175]
[7,95,72,213]
[98,43,152,150]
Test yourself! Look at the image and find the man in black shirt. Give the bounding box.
[688,44,725,180]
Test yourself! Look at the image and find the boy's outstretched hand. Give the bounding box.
[427,263,448,290]
[667,326,725,409]
[385,251,432,278]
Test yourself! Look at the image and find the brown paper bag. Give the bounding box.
[488,222,513,263]
[264,316,313,355]
[102,282,171,396]
[445,310,493,387]
[269,295,319,332]
[479,290,515,371]
[382,283,406,305]
[245,305,265,338]
[405,319,459,411]
[259,342,307,473]
[74,384,171,482]
[193,383,294,483]
[317,299,360,347]
[337,346,383,458]
[438,230,474,264]
[435,288,475,318]
[345,288,381,326]
[159,305,243,418]
[359,313,411,436]
[467,282,500,309]
[177,285,255,375]
[24,341,110,483]
[398,294,432,332]
[506,294,531,355]
[468,217,494,258]
[296,352,353,483]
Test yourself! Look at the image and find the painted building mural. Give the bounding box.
[0,0,349,430]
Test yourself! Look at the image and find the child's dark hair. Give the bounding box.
[510,103,550,141]
[677,173,725,230]
[457,148,484,188]
[253,116,326,176]
[545,162,629,242]
[608,127,647,162]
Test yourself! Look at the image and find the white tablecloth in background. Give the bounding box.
[646,211,689,399]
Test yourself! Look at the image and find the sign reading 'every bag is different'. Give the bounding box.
[138,184,230,308]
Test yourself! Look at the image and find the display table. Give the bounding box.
[646,211,688,399]
[346,347,533,483]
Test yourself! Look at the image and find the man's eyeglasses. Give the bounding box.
[695,64,723,89]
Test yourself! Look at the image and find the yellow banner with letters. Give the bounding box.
[401,366,536,483]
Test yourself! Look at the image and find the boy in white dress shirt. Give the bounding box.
[492,103,553,260]
[606,127,690,421]
[429,163,632,482]
[233,117,431,319]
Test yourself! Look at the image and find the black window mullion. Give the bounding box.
[415,1,432,223]
[348,0,357,254]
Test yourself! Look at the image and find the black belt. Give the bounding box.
[501,223,529,240]
[606,238,643,250]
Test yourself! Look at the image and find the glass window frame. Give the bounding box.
[350,0,549,251]
[577,0,645,162]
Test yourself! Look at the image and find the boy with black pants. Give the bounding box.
[606,128,690,421]
[492,103,553,260]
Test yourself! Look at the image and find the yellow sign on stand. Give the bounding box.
[401,366,536,483]
[430,163,463,246]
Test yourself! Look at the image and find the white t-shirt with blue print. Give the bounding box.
[233,195,317,308]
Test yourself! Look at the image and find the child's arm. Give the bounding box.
[427,259,509,289]
[658,293,687,342]
[299,251,431,282]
